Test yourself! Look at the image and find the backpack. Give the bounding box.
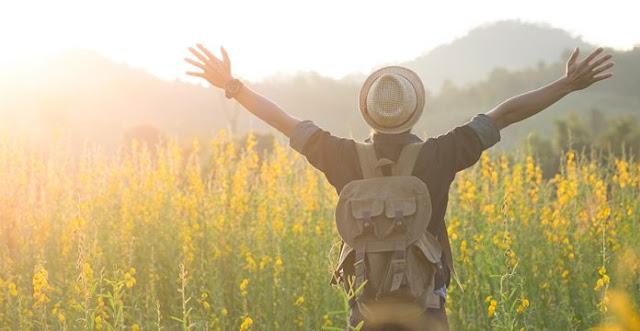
[332,142,445,322]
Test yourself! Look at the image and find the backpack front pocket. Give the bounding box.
[346,198,385,242]
[384,197,417,218]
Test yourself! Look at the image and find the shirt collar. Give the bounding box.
[365,131,423,144]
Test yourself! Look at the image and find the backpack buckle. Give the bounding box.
[394,210,407,232]
[389,249,406,292]
[353,250,367,297]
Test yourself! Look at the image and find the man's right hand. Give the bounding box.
[185,43,233,89]
[183,43,301,136]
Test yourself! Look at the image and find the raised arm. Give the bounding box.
[185,44,301,136]
[486,47,614,130]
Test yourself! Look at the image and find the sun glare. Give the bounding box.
[1,0,638,84]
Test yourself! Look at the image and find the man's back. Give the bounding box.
[288,115,500,329]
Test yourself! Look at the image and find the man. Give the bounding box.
[185,45,613,330]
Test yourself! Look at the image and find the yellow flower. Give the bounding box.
[294,296,305,307]
[96,316,103,330]
[259,256,272,271]
[488,299,497,317]
[603,290,640,329]
[562,270,569,278]
[323,314,332,326]
[124,272,136,288]
[523,298,530,307]
[595,278,605,291]
[239,317,253,331]
[291,223,303,234]
[132,323,140,331]
[83,263,94,281]
[240,278,249,296]
[244,252,257,272]
[32,264,54,309]
[488,305,496,317]
[599,267,607,275]
[8,282,18,297]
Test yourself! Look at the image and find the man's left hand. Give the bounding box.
[564,47,614,91]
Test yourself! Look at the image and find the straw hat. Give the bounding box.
[359,66,425,134]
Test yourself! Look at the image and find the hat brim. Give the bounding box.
[359,66,425,134]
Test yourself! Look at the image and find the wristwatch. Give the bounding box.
[224,78,244,99]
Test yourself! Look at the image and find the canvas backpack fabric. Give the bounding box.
[332,142,444,322]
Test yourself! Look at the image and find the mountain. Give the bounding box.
[0,51,268,149]
[402,20,591,91]
[0,21,636,151]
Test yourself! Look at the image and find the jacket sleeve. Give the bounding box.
[430,114,501,175]
[288,120,360,191]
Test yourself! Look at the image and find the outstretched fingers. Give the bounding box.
[185,43,233,88]
[185,71,206,78]
[587,49,614,84]
[188,47,210,66]
[220,46,231,73]
[589,54,613,69]
[568,47,580,66]
[197,43,226,70]
[583,47,604,66]
[196,43,217,62]
[592,62,615,76]
[592,72,614,83]
[184,57,206,71]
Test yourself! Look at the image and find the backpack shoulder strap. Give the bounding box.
[355,142,381,179]
[394,142,424,176]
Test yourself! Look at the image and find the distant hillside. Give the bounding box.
[0,21,637,151]
[0,51,267,149]
[419,46,640,147]
[402,21,591,91]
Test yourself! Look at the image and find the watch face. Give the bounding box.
[225,79,243,99]
[228,80,241,92]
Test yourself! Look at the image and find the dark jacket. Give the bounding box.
[288,114,501,287]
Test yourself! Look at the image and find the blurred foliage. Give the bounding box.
[521,110,640,178]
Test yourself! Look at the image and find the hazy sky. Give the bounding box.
[1,0,637,82]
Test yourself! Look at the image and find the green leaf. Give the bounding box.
[170,316,184,323]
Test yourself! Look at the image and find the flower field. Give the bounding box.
[0,133,638,330]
